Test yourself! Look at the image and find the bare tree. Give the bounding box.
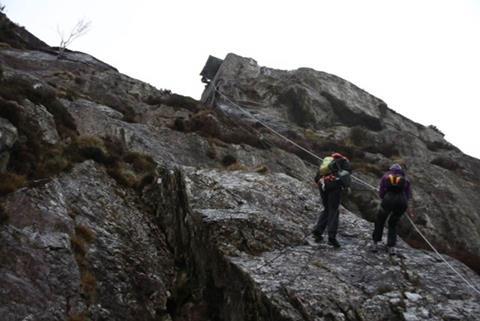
[57,19,91,57]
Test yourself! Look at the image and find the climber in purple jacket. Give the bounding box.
[372,164,412,255]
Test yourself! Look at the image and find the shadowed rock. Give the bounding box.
[0,13,479,320]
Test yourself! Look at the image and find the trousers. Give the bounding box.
[372,192,408,247]
[313,187,342,240]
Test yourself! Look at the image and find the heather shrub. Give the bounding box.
[0,204,9,224]
[123,152,156,172]
[222,154,237,167]
[69,136,108,163]
[0,172,26,195]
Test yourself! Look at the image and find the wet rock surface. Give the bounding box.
[0,117,17,172]
[203,53,480,273]
[0,13,479,321]
[0,117,17,149]
[184,168,480,321]
[0,161,174,321]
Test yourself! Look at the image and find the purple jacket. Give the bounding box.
[378,168,412,200]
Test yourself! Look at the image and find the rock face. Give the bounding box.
[202,53,480,274]
[0,13,479,321]
[0,117,17,172]
[182,168,480,321]
[0,162,173,320]
[0,12,49,51]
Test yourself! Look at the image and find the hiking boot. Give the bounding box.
[388,247,396,256]
[372,241,379,253]
[328,238,341,248]
[312,232,323,243]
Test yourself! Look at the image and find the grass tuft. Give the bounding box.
[254,165,269,174]
[81,270,97,300]
[69,136,108,164]
[107,165,138,188]
[71,235,88,257]
[221,154,237,167]
[226,161,247,171]
[123,152,156,172]
[0,204,9,224]
[0,172,26,195]
[75,225,96,244]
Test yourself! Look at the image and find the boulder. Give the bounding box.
[20,98,60,145]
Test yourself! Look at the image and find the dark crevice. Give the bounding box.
[143,168,300,321]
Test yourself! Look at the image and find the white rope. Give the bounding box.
[351,175,378,190]
[216,87,324,162]
[405,215,480,295]
[214,85,377,191]
[211,83,480,296]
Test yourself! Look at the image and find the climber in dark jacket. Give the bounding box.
[372,164,412,255]
[312,153,352,248]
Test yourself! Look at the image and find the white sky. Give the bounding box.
[3,0,480,159]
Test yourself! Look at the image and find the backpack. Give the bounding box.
[319,156,334,176]
[337,169,352,188]
[385,174,406,193]
[319,156,352,189]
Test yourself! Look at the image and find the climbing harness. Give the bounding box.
[210,83,480,296]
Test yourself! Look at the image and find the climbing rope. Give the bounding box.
[210,83,480,296]
[405,213,480,295]
[213,84,378,191]
[215,87,325,162]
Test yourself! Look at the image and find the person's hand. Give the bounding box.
[407,208,416,219]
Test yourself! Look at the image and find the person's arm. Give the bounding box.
[407,207,416,219]
[314,170,321,184]
[343,159,352,173]
[378,175,387,199]
[405,179,412,201]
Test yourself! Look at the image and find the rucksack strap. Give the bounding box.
[388,175,402,185]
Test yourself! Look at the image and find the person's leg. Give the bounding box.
[314,211,328,238]
[372,205,389,243]
[387,203,407,247]
[386,212,402,247]
[313,190,329,238]
[326,189,342,241]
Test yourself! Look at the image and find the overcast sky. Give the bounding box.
[3,0,479,158]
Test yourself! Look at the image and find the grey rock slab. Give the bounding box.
[20,98,60,145]
[187,168,480,321]
[0,117,18,151]
[202,53,480,274]
[0,161,174,320]
[0,117,18,172]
